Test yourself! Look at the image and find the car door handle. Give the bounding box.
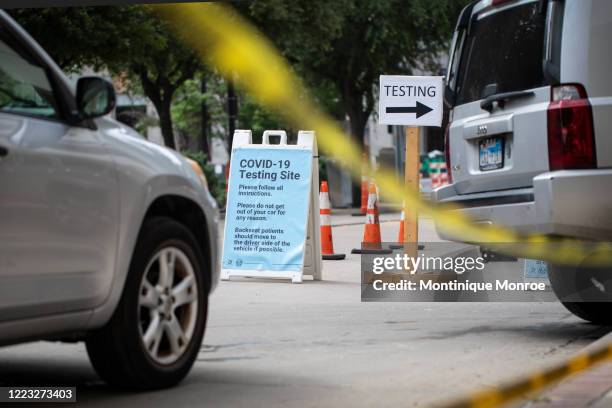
[0,146,8,157]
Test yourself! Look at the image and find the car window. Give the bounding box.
[0,34,59,119]
[455,1,547,105]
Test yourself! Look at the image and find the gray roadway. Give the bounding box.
[0,215,608,407]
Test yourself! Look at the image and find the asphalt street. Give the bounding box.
[0,214,609,407]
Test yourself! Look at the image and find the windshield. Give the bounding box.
[454,1,547,106]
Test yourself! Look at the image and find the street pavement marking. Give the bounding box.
[151,2,612,268]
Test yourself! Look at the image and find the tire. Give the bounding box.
[548,263,612,325]
[86,217,209,389]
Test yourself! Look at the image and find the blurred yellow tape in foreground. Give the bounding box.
[438,338,612,408]
[152,2,612,267]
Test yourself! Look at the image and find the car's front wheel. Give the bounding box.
[86,217,208,389]
[548,263,612,325]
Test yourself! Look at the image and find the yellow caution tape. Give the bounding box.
[151,2,612,267]
[438,340,612,408]
[153,4,612,406]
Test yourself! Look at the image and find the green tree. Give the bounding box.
[10,6,201,149]
[172,73,229,151]
[243,0,466,202]
[246,0,464,144]
[237,92,289,143]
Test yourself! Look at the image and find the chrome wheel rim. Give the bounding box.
[138,247,198,365]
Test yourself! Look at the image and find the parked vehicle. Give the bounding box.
[0,11,219,388]
[435,0,612,323]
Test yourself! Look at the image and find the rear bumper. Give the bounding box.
[433,169,612,241]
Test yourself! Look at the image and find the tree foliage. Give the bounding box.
[172,75,227,146]
[242,0,467,203]
[10,6,201,149]
[245,0,465,141]
[10,1,468,157]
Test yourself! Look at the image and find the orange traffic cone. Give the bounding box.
[352,182,392,255]
[352,153,368,216]
[389,202,425,251]
[388,204,405,250]
[397,205,405,243]
[320,181,346,260]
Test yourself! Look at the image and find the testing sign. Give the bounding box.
[378,75,444,127]
[222,146,313,276]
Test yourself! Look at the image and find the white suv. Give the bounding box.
[0,11,219,388]
[434,0,612,323]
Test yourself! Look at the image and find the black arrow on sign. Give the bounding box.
[386,101,433,118]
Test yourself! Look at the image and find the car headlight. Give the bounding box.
[185,158,209,190]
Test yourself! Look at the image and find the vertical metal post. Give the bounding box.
[227,77,237,153]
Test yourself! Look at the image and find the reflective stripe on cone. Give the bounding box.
[352,182,392,255]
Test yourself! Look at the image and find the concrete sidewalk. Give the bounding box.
[527,332,612,408]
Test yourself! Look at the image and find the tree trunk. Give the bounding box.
[348,110,368,147]
[200,74,210,157]
[158,98,175,149]
[346,101,370,207]
[137,69,177,150]
[338,77,373,207]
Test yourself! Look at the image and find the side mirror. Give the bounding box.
[76,77,116,119]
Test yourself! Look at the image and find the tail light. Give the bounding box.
[547,84,596,170]
[444,123,453,183]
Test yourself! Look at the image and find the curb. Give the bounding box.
[577,329,612,356]
[526,329,612,407]
[437,327,612,408]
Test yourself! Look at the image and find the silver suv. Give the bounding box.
[434,0,612,323]
[0,11,219,388]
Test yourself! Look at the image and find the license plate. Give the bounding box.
[523,259,549,279]
[479,137,504,171]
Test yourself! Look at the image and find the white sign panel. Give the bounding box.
[221,130,322,284]
[378,75,444,127]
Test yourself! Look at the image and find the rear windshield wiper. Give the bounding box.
[480,90,535,112]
